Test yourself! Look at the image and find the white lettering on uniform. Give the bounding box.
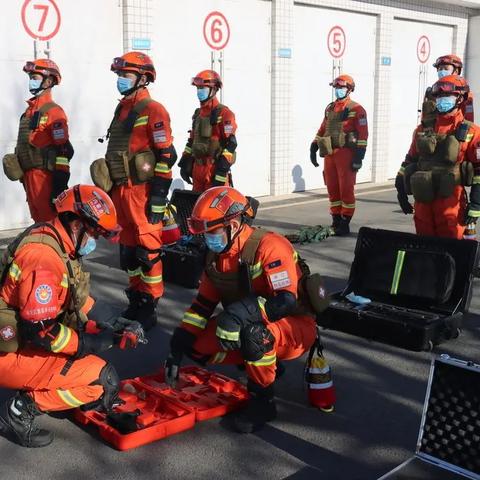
[153,130,167,144]
[53,128,65,140]
[269,270,291,290]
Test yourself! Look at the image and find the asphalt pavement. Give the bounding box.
[1,185,479,480]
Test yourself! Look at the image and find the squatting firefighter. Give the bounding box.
[422,55,474,127]
[396,75,480,239]
[90,52,177,330]
[178,70,237,192]
[310,75,368,236]
[165,187,330,433]
[2,59,73,222]
[0,185,146,448]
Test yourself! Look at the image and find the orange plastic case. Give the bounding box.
[74,366,248,450]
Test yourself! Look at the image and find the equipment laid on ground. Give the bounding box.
[378,355,480,479]
[74,366,248,450]
[161,189,206,289]
[318,227,479,351]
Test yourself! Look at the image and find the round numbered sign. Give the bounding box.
[203,11,230,51]
[417,35,431,64]
[21,0,61,41]
[327,26,346,59]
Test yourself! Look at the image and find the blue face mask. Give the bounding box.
[335,87,348,100]
[197,87,210,102]
[78,236,96,257]
[29,78,43,95]
[117,76,134,95]
[204,232,227,253]
[437,69,452,79]
[436,96,457,113]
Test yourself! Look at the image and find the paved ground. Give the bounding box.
[1,185,479,480]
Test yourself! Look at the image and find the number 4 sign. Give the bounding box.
[21,0,61,41]
[417,35,431,64]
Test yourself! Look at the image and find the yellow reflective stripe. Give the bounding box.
[357,140,368,146]
[398,167,405,176]
[293,251,299,263]
[249,261,263,280]
[211,352,227,364]
[8,262,21,281]
[134,115,148,127]
[466,133,474,142]
[257,296,266,315]
[182,311,207,329]
[473,176,480,185]
[348,112,356,117]
[57,389,84,407]
[216,326,239,341]
[222,150,233,159]
[217,116,223,123]
[342,202,356,209]
[127,268,142,277]
[140,272,163,284]
[184,146,192,154]
[39,115,48,125]
[214,174,227,183]
[247,353,277,367]
[467,209,480,218]
[155,162,170,174]
[151,204,167,213]
[330,200,342,207]
[55,156,69,166]
[51,324,72,353]
[60,273,69,288]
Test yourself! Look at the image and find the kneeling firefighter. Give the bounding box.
[0,185,146,448]
[396,75,480,239]
[165,187,331,433]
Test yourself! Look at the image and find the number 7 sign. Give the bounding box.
[21,0,61,41]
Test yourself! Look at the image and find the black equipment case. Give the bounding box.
[378,355,480,479]
[318,227,479,351]
[161,189,206,289]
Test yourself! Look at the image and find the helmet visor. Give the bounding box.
[191,76,210,87]
[330,79,350,88]
[23,61,37,73]
[431,81,462,96]
[111,57,154,72]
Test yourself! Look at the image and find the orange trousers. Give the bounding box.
[192,162,230,193]
[414,186,466,239]
[192,315,317,387]
[0,350,105,412]
[22,168,55,223]
[111,182,164,299]
[324,148,357,217]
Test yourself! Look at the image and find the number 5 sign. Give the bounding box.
[21,0,61,41]
[203,11,230,51]
[327,26,346,59]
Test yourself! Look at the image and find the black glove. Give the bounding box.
[165,328,196,388]
[466,184,480,224]
[351,148,365,172]
[51,169,70,204]
[148,177,169,224]
[211,155,231,187]
[395,174,413,214]
[178,153,193,185]
[310,142,319,167]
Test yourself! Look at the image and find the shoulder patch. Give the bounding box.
[154,121,164,128]
[53,121,63,129]
[267,260,282,269]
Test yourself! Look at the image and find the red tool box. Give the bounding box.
[74,367,248,450]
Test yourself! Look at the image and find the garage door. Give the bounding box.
[0,0,122,229]
[294,4,376,192]
[387,19,454,179]
[151,0,271,197]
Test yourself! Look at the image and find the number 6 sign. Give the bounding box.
[203,11,230,51]
[21,0,61,41]
[327,26,346,59]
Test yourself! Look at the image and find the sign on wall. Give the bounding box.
[21,0,61,41]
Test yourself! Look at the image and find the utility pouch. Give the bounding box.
[90,158,114,192]
[416,133,437,156]
[433,166,456,198]
[133,151,156,183]
[0,299,19,353]
[410,171,435,203]
[345,131,358,148]
[2,153,24,181]
[303,273,330,314]
[443,135,460,164]
[403,163,418,196]
[199,117,213,138]
[42,148,56,172]
[106,151,130,184]
[317,137,333,157]
[460,161,474,187]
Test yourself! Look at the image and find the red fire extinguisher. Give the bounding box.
[305,327,336,412]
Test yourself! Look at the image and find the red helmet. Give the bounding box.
[188,187,255,235]
[23,59,61,85]
[191,70,223,89]
[431,75,469,98]
[55,185,121,240]
[433,54,463,73]
[330,74,355,91]
[111,52,156,82]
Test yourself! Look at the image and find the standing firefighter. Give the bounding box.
[422,55,474,128]
[396,75,480,239]
[178,70,237,192]
[0,185,146,448]
[2,59,73,222]
[310,75,368,235]
[165,187,331,433]
[90,52,177,330]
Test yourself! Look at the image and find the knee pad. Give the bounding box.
[240,323,275,362]
[97,363,120,411]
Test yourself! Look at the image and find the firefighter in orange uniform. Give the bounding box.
[91,52,177,330]
[178,70,237,192]
[0,185,146,448]
[422,55,474,128]
[396,75,480,239]
[2,59,73,222]
[165,187,321,433]
[310,75,368,235]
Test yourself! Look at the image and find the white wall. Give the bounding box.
[466,15,480,117]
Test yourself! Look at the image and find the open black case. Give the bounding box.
[378,355,480,479]
[161,189,206,289]
[318,227,479,351]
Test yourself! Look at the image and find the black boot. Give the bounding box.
[0,393,53,448]
[334,215,351,236]
[122,289,141,321]
[230,380,277,433]
[330,214,342,230]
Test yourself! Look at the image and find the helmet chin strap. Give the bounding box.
[200,87,215,104]
[122,74,146,97]
[222,222,244,254]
